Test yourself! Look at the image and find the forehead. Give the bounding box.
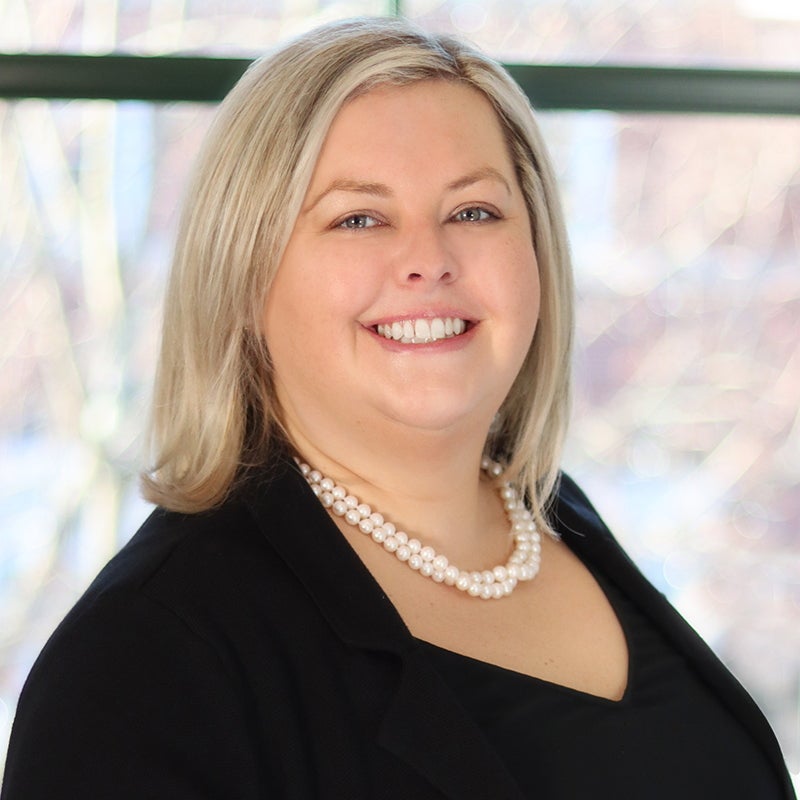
[308,79,516,188]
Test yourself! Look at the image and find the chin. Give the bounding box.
[381,398,495,437]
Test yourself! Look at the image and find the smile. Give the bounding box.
[374,317,468,345]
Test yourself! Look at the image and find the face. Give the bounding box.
[262,79,539,448]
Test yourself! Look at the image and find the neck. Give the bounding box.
[298,452,541,600]
[283,414,507,565]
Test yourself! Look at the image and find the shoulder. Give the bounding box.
[549,471,616,543]
[62,497,264,628]
[18,457,327,696]
[6,500,276,799]
[21,498,269,687]
[3,489,298,797]
[19,463,314,698]
[547,472,652,583]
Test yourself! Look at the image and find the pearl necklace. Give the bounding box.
[296,456,542,600]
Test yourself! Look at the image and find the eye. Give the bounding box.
[336,213,380,230]
[452,206,497,223]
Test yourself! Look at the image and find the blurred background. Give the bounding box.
[1,0,798,786]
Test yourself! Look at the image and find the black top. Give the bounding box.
[419,560,784,799]
[1,456,794,799]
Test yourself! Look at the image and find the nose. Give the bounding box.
[398,226,457,286]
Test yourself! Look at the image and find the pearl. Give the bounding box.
[372,526,387,543]
[358,518,374,534]
[432,555,449,572]
[296,456,545,601]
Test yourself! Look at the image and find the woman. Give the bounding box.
[2,17,794,799]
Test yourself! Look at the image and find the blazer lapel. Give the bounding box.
[378,646,527,800]
[242,454,526,800]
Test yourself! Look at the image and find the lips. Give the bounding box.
[374,316,468,344]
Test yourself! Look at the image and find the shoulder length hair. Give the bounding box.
[142,16,574,531]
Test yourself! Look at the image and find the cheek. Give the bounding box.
[498,249,540,369]
[262,250,382,360]
[486,240,540,323]
[261,274,294,351]
[261,262,314,372]
[524,259,542,321]
[513,274,540,356]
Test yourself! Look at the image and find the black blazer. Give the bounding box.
[2,455,795,799]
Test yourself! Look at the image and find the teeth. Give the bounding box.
[375,317,469,344]
[414,319,430,340]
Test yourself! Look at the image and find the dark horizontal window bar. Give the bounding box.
[1,53,799,115]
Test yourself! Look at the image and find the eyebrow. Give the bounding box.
[305,180,392,212]
[304,167,512,212]
[446,167,512,195]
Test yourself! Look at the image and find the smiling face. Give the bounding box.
[262,79,540,453]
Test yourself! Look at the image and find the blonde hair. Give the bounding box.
[142,16,574,530]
